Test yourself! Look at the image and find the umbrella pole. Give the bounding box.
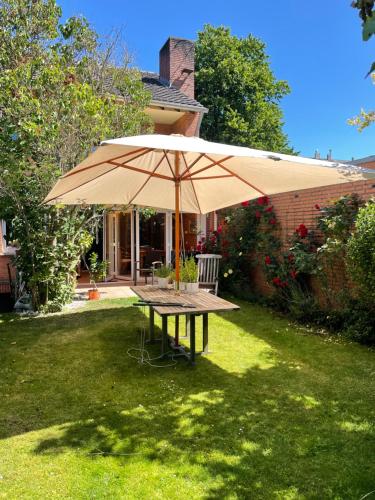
[175,151,180,287]
[174,151,180,346]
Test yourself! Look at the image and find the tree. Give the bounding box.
[195,25,293,153]
[0,0,151,310]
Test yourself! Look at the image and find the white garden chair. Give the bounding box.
[196,254,222,295]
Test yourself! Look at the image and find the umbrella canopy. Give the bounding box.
[44,134,375,213]
[45,134,375,285]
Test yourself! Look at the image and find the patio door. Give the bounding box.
[107,212,118,277]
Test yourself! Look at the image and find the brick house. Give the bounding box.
[102,37,211,281]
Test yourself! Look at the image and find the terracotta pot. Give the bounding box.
[88,288,100,300]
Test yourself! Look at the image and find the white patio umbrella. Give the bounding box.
[45,134,375,283]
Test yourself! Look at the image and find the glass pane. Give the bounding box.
[118,213,131,276]
[140,213,165,267]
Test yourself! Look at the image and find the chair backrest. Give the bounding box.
[196,254,222,286]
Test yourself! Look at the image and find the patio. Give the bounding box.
[0,297,374,498]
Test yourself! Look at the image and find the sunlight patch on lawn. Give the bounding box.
[339,420,374,433]
[288,394,321,409]
[208,315,276,374]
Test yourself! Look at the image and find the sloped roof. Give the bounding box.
[350,155,375,165]
[141,72,207,112]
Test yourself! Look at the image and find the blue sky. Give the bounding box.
[59,0,374,159]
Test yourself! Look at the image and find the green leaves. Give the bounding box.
[362,12,375,40]
[0,0,151,311]
[195,24,293,153]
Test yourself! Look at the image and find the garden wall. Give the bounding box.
[250,179,375,302]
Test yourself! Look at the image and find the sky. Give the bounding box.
[58,0,375,160]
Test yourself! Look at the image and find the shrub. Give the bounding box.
[347,199,375,303]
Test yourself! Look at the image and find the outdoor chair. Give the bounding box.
[196,254,222,295]
[134,260,163,285]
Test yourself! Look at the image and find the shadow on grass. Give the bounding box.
[0,299,374,498]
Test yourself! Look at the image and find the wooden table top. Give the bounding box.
[131,286,240,316]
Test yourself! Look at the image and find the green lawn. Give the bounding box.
[0,297,374,499]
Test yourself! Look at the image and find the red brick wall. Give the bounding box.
[173,112,200,137]
[251,179,375,300]
[0,255,12,280]
[160,38,195,99]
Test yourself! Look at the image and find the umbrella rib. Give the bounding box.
[63,148,150,178]
[181,155,234,180]
[164,150,177,179]
[180,153,205,178]
[44,165,120,204]
[181,152,202,214]
[184,175,233,180]
[204,154,267,196]
[107,160,174,181]
[128,152,168,205]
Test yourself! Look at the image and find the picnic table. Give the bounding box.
[131,286,240,365]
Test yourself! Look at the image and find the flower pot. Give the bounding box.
[157,277,170,289]
[88,288,100,300]
[185,282,199,294]
[173,280,186,292]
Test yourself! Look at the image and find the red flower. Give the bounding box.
[196,244,202,252]
[296,223,308,238]
[222,239,229,247]
[255,210,262,219]
[290,270,297,279]
[266,206,274,213]
[269,218,276,225]
[287,254,295,263]
[241,200,250,207]
[314,204,320,210]
[217,225,223,234]
[281,281,289,288]
[272,276,282,286]
[257,196,269,206]
[265,256,272,265]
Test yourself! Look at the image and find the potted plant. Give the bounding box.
[155,264,171,288]
[170,267,186,291]
[87,252,108,300]
[182,257,199,294]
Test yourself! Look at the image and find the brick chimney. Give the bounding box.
[159,37,195,99]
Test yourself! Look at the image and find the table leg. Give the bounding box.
[202,313,208,355]
[161,316,168,357]
[149,307,155,343]
[185,315,190,339]
[190,315,196,366]
[174,315,179,347]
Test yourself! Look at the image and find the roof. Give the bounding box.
[141,72,207,113]
[350,155,375,165]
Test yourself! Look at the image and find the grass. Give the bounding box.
[0,297,374,499]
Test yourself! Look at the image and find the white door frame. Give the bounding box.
[107,212,118,277]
